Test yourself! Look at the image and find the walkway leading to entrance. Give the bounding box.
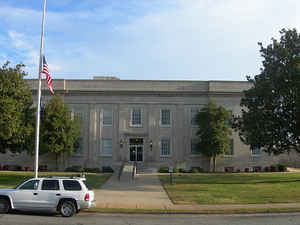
[94,167,300,212]
[94,165,173,209]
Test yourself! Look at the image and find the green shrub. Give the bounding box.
[178,168,185,173]
[65,166,84,172]
[190,167,203,173]
[102,166,114,173]
[270,164,278,172]
[173,168,179,173]
[84,168,101,173]
[277,164,287,172]
[158,167,169,173]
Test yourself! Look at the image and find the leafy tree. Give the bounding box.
[195,100,232,172]
[234,28,300,154]
[0,62,35,154]
[297,88,300,136]
[40,94,81,169]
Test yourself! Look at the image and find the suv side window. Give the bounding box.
[42,180,59,190]
[19,180,40,190]
[63,180,82,191]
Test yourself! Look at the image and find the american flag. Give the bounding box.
[41,55,54,94]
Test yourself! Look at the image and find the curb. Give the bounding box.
[84,207,300,215]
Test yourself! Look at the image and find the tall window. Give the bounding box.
[71,110,83,121]
[101,138,112,156]
[226,110,233,126]
[103,109,113,126]
[73,137,83,156]
[131,108,142,127]
[225,139,234,156]
[191,139,200,155]
[191,108,200,126]
[161,109,171,126]
[160,139,170,156]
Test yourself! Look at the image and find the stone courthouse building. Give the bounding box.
[2,77,300,172]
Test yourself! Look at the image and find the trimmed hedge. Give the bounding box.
[158,167,169,173]
[264,164,287,172]
[190,167,203,173]
[84,168,101,173]
[102,166,114,173]
[173,168,179,173]
[65,166,84,172]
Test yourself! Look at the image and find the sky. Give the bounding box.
[1,0,300,81]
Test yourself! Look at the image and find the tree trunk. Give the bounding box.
[55,153,58,171]
[213,156,217,173]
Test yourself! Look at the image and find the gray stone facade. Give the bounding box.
[1,78,300,172]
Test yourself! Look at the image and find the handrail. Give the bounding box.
[132,161,137,179]
[118,163,125,181]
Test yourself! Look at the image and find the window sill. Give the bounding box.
[160,125,171,128]
[190,154,201,157]
[130,124,143,128]
[160,155,172,158]
[99,154,112,157]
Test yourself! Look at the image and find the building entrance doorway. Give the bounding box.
[129,138,143,162]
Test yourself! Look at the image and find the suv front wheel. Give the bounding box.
[59,200,76,217]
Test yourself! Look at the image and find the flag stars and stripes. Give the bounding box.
[41,55,54,94]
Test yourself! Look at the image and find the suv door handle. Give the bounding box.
[56,194,61,196]
[33,193,38,195]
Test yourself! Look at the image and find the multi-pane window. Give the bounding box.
[251,147,262,156]
[71,110,84,124]
[160,139,170,156]
[191,108,200,126]
[161,109,171,126]
[226,110,233,125]
[103,109,113,126]
[131,108,142,126]
[101,138,112,156]
[225,139,234,156]
[191,139,200,155]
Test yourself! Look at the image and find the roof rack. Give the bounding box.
[46,174,86,179]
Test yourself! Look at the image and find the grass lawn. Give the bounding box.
[159,173,300,205]
[0,171,111,189]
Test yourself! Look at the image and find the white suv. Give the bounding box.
[0,176,96,217]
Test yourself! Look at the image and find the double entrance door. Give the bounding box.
[129,138,143,162]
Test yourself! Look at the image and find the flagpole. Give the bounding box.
[34,0,47,178]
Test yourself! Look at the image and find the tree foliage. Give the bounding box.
[234,28,300,154]
[0,62,34,154]
[40,94,81,169]
[195,100,232,172]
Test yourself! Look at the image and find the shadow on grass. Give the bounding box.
[167,179,300,185]
[160,174,300,185]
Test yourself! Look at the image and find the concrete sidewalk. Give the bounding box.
[94,170,300,211]
[94,167,173,209]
